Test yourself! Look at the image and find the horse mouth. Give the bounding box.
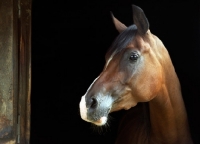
[83,111,110,126]
[92,116,108,126]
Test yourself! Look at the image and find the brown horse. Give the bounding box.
[79,5,193,144]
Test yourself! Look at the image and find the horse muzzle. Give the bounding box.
[79,94,113,126]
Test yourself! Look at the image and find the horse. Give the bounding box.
[79,5,193,144]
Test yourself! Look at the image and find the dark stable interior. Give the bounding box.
[31,1,200,144]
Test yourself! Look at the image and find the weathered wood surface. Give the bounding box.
[0,0,31,143]
[0,0,17,142]
[18,0,32,143]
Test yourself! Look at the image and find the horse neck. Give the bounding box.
[148,45,192,144]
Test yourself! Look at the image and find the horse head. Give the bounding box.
[79,5,164,126]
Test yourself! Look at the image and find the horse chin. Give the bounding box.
[124,107,131,110]
[124,102,138,110]
[92,116,108,126]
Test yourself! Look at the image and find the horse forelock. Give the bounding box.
[106,25,137,58]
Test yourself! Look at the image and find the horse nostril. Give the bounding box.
[90,98,98,109]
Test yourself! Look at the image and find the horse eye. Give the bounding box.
[129,53,139,62]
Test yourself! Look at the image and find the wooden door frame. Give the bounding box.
[0,0,31,143]
[18,0,31,143]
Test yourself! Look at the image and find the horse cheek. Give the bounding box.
[145,65,163,101]
[132,67,162,102]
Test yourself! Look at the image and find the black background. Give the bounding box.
[31,0,200,144]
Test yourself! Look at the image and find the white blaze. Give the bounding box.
[105,56,113,68]
[79,95,90,122]
[105,50,117,69]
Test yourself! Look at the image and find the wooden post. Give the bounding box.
[18,0,31,143]
[0,0,31,143]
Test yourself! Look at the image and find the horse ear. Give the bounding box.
[110,12,127,33]
[132,5,149,35]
